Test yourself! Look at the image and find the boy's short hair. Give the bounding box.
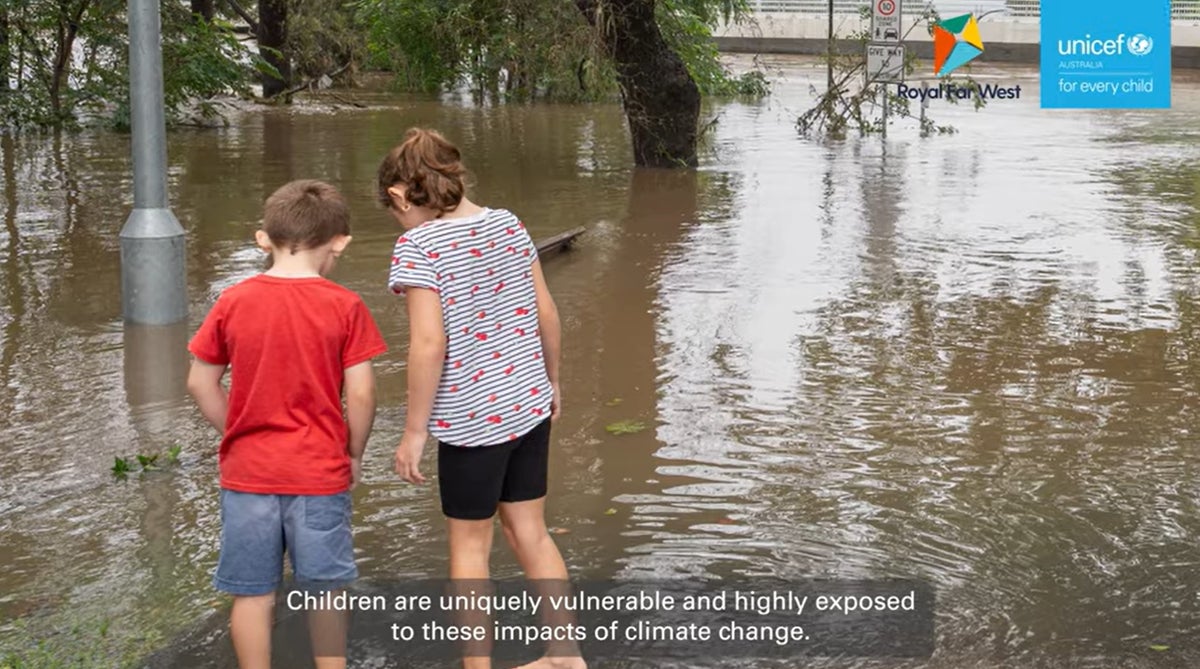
[263,180,351,254]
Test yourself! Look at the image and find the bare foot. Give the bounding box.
[513,657,586,669]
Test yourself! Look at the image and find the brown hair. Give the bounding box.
[262,179,351,254]
[376,128,466,215]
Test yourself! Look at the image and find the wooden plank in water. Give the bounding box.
[535,227,586,257]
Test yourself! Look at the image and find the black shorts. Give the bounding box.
[437,418,552,520]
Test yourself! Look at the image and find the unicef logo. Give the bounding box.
[1127,34,1154,56]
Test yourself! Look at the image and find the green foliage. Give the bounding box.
[355,0,616,101]
[355,0,481,94]
[1,0,126,127]
[356,0,766,102]
[111,446,183,480]
[666,0,746,26]
[159,12,257,125]
[797,6,985,139]
[111,457,131,480]
[2,0,255,129]
[2,0,765,127]
[135,454,159,471]
[658,0,767,97]
[288,0,366,82]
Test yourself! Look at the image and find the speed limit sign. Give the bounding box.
[872,0,901,42]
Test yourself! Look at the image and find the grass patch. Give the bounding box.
[1,612,161,669]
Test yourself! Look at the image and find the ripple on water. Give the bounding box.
[5,55,1200,667]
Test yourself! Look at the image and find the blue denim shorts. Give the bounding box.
[214,489,357,596]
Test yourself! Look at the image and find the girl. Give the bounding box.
[381,128,584,669]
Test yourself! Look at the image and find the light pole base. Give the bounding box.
[120,208,187,326]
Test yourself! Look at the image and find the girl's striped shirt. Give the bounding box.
[388,208,552,446]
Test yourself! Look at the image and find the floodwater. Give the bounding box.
[4,55,1200,668]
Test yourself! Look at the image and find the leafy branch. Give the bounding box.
[222,0,258,33]
[798,6,990,140]
[111,445,183,480]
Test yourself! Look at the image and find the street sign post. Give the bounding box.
[872,0,902,43]
[868,0,904,136]
[866,44,905,83]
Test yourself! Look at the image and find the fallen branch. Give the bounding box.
[323,91,366,109]
[267,61,351,102]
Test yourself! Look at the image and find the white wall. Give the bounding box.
[718,14,1200,47]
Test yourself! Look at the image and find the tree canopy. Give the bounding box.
[0,0,766,141]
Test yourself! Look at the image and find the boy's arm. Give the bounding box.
[344,361,377,459]
[186,359,229,434]
[341,298,388,488]
[395,286,446,484]
[531,259,562,419]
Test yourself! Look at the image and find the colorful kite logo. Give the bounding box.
[933,14,984,77]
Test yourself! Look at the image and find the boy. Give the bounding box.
[187,179,387,669]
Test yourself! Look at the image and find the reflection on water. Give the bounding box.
[4,57,1200,667]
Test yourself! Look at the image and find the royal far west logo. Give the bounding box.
[894,13,1022,103]
[933,14,984,77]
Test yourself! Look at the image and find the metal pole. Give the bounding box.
[920,80,928,126]
[120,0,186,325]
[882,87,889,139]
[827,0,834,92]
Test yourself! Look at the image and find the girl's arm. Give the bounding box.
[395,286,446,484]
[531,259,563,419]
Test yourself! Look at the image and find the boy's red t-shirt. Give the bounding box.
[188,275,388,495]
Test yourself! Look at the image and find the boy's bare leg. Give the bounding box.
[307,596,349,669]
[499,499,586,669]
[230,594,275,669]
[448,518,496,669]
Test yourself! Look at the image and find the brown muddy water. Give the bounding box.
[4,55,1200,668]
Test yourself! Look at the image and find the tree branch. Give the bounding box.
[222,0,258,33]
[267,61,351,101]
[70,0,90,30]
[12,19,48,72]
[324,91,366,108]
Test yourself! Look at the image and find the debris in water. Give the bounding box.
[605,420,646,435]
[111,457,130,480]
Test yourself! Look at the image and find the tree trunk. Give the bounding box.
[257,0,290,99]
[578,0,701,168]
[49,0,87,121]
[191,0,215,21]
[1,5,9,93]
